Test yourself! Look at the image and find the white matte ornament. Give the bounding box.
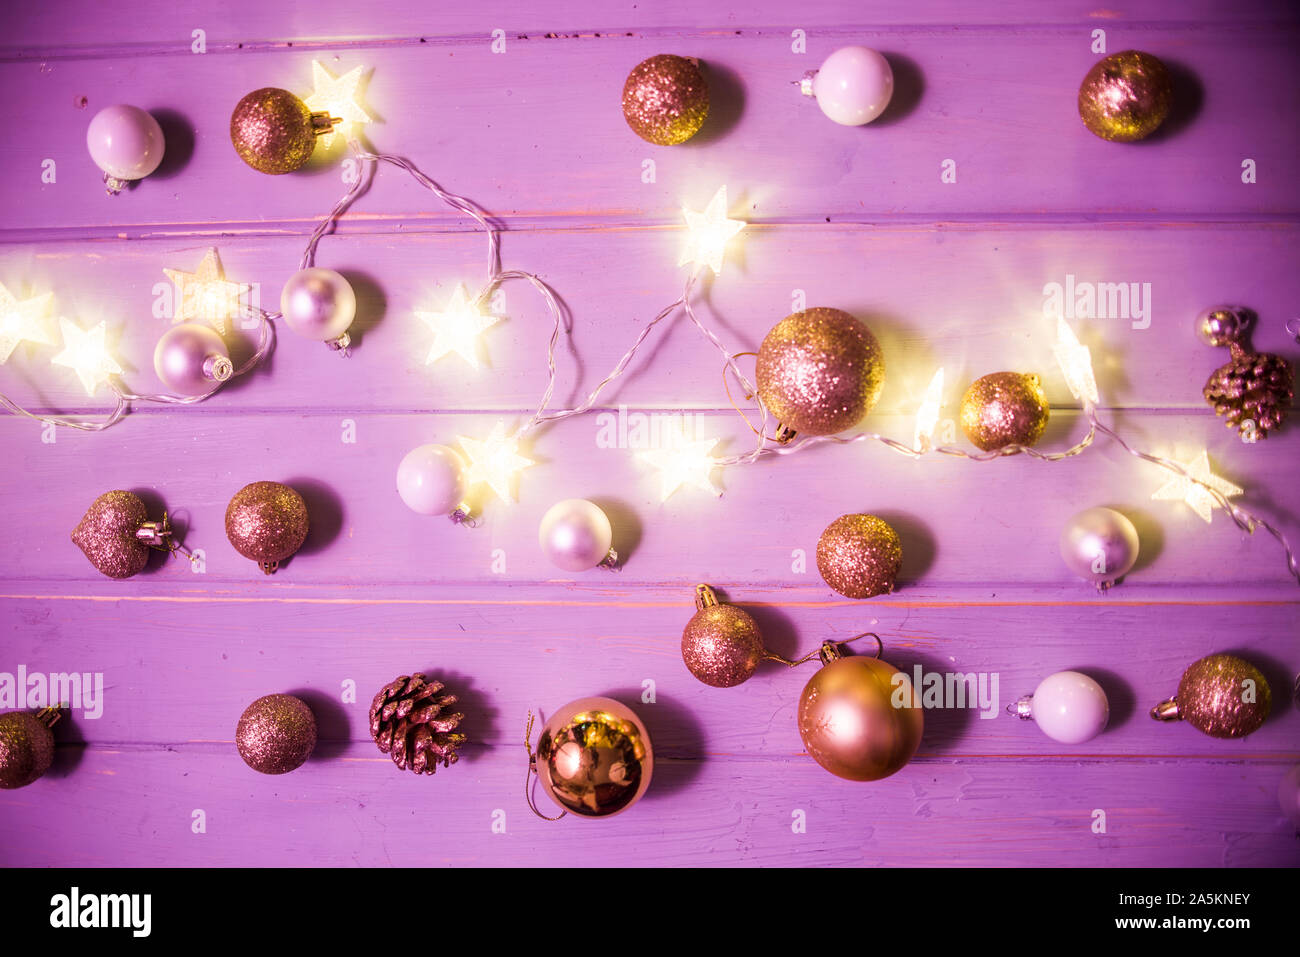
[280,268,356,349]
[86,105,166,194]
[802,46,894,126]
[1060,506,1140,591]
[538,499,616,572]
[396,444,467,518]
[1014,671,1109,744]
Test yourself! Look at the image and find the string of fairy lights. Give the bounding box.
[0,58,1295,586]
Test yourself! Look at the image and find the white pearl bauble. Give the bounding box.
[396,445,466,516]
[538,499,614,572]
[1028,671,1109,744]
[86,105,165,188]
[1060,506,1140,590]
[280,268,356,344]
[808,47,894,126]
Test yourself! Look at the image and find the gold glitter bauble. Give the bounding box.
[71,490,153,579]
[0,710,56,790]
[534,697,652,818]
[756,308,885,437]
[798,650,922,782]
[225,481,310,574]
[960,371,1050,451]
[816,514,902,599]
[622,55,709,146]
[236,694,317,774]
[682,598,766,688]
[1152,654,1272,739]
[1078,50,1172,142]
[231,87,324,174]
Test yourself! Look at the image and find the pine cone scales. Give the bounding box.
[1203,343,1293,439]
[369,674,466,775]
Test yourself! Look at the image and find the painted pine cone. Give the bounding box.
[369,674,466,775]
[1203,344,1293,439]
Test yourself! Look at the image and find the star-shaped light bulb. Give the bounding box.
[1053,317,1100,408]
[1151,449,1243,523]
[303,61,371,148]
[456,422,535,502]
[415,284,500,370]
[0,283,55,363]
[913,367,945,452]
[637,429,723,501]
[163,248,249,334]
[50,318,121,396]
[678,185,746,276]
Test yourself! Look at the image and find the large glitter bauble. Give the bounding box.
[236,694,317,775]
[1059,506,1140,591]
[798,646,922,782]
[0,710,58,789]
[231,88,331,174]
[1078,50,1172,142]
[756,308,885,437]
[960,371,1050,451]
[534,697,652,818]
[681,585,767,687]
[622,55,709,146]
[1197,307,1293,440]
[816,514,902,599]
[72,490,155,579]
[1151,654,1272,739]
[225,481,309,574]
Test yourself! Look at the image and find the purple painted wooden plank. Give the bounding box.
[1,227,1296,412]
[2,29,1297,233]
[1,411,1297,586]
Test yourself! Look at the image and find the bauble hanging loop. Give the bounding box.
[1010,671,1109,744]
[86,104,165,195]
[1196,306,1293,440]
[1059,507,1140,591]
[1151,654,1272,739]
[526,697,653,819]
[72,490,187,579]
[231,88,340,174]
[224,481,309,574]
[0,706,61,789]
[799,46,894,126]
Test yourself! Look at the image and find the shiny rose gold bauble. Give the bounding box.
[622,55,709,145]
[816,513,902,598]
[235,694,317,775]
[1078,50,1172,142]
[960,371,1050,451]
[797,643,922,782]
[224,481,309,574]
[72,490,176,579]
[1151,654,1272,739]
[230,88,338,174]
[533,697,652,818]
[681,584,768,687]
[756,307,885,438]
[0,708,60,789]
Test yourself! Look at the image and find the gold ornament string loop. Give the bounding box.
[768,632,884,668]
[523,711,566,822]
[721,351,785,444]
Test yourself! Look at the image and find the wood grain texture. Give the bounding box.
[1,1,1297,868]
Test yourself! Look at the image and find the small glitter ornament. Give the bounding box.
[756,307,885,438]
[622,55,709,146]
[816,514,902,599]
[230,87,339,174]
[1151,653,1272,739]
[797,641,922,782]
[224,481,310,574]
[960,371,1050,451]
[1078,50,1173,142]
[0,707,60,789]
[525,697,652,819]
[681,585,770,687]
[1196,306,1293,440]
[369,674,466,776]
[72,490,181,579]
[236,694,317,774]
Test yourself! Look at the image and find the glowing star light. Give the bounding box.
[303,60,371,148]
[1053,317,1100,407]
[637,432,723,501]
[163,248,249,334]
[456,421,535,502]
[51,318,121,396]
[678,185,746,276]
[1151,449,1243,524]
[913,367,945,452]
[0,283,55,363]
[416,284,500,370]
